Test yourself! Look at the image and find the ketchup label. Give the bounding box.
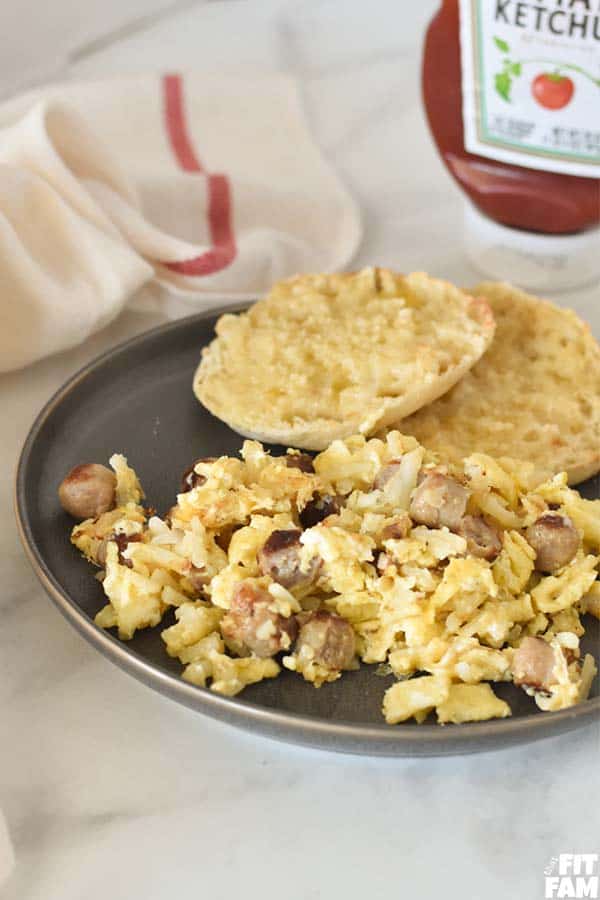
[459,0,600,178]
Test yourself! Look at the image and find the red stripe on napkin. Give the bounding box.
[162,73,236,276]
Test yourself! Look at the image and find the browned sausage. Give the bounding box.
[113,532,143,568]
[458,515,502,561]
[373,459,402,491]
[283,453,315,474]
[513,636,556,691]
[299,493,340,528]
[409,472,469,531]
[381,517,411,541]
[526,514,580,573]
[58,464,117,520]
[183,563,211,594]
[95,539,109,568]
[214,523,241,553]
[376,551,393,574]
[220,581,298,657]
[180,457,217,492]
[258,529,320,589]
[294,610,356,670]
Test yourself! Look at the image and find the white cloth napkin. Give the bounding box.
[0,73,361,373]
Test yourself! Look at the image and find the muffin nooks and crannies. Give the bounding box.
[193,268,495,450]
[396,282,600,485]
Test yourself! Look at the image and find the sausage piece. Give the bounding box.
[283,453,315,474]
[381,517,411,541]
[258,529,320,589]
[526,513,580,573]
[221,581,298,658]
[294,610,356,670]
[513,636,556,691]
[373,459,402,491]
[458,515,502,561]
[58,464,116,520]
[299,493,340,528]
[113,532,143,568]
[409,472,468,531]
[184,563,211,594]
[376,551,393,574]
[181,457,217,492]
[95,539,109,568]
[214,523,240,553]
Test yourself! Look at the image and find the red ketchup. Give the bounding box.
[423,0,600,290]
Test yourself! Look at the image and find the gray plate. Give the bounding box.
[15,303,600,756]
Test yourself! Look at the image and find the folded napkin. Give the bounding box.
[0,73,361,373]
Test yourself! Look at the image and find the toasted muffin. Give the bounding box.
[193,268,495,450]
[395,282,600,485]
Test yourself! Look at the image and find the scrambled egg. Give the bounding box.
[70,434,599,725]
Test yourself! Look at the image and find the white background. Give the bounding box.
[2,2,599,899]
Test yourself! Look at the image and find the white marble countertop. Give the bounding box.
[2,2,599,897]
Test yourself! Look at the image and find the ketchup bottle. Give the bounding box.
[423,0,600,290]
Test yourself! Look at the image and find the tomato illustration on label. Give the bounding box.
[531,73,574,110]
[492,37,600,105]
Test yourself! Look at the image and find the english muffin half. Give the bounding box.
[194,268,495,450]
[395,282,600,485]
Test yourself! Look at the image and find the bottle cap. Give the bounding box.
[463,201,600,292]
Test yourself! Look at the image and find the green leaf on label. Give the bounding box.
[495,71,512,101]
[511,62,522,76]
[494,36,510,53]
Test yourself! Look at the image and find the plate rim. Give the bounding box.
[14,303,600,753]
